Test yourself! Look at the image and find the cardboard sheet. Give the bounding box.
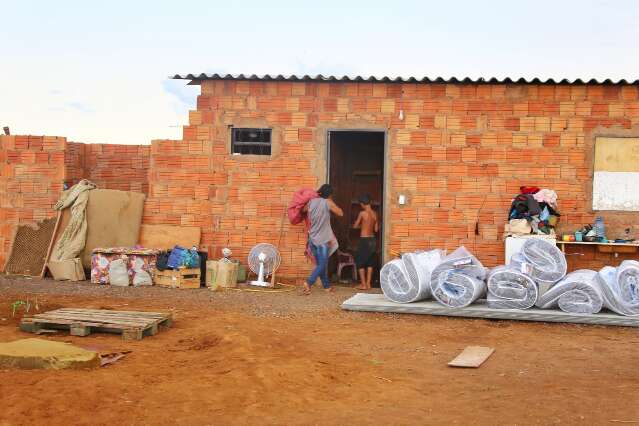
[448,346,495,368]
[138,224,200,250]
[40,190,144,269]
[48,258,85,281]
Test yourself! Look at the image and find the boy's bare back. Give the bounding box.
[356,208,378,237]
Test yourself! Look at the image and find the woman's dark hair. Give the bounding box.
[317,184,333,199]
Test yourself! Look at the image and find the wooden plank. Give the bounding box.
[27,314,166,328]
[30,313,159,328]
[56,308,169,318]
[138,224,201,250]
[558,241,639,247]
[31,315,152,328]
[341,293,639,328]
[448,346,494,368]
[40,210,62,278]
[42,309,170,321]
[39,310,165,321]
[28,317,138,329]
[32,310,159,322]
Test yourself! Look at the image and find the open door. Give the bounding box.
[328,130,385,286]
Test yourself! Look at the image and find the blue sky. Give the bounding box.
[2,0,638,144]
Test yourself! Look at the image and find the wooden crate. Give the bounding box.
[155,268,201,289]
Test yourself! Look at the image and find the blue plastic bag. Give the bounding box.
[167,246,187,269]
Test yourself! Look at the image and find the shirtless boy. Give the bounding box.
[352,194,379,290]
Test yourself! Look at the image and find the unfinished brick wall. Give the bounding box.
[66,142,150,193]
[0,136,150,271]
[0,135,66,269]
[144,79,639,278]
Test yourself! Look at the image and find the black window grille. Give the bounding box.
[231,128,272,155]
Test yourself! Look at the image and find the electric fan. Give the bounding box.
[247,243,282,287]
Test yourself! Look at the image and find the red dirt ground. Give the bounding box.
[1,277,638,425]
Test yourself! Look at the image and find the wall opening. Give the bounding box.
[328,130,385,286]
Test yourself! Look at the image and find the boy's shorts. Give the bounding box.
[355,237,377,269]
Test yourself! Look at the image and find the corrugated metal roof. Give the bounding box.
[170,73,639,85]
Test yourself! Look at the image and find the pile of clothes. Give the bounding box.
[156,246,201,271]
[506,186,560,236]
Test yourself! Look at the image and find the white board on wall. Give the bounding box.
[592,137,639,211]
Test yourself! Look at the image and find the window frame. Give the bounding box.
[231,127,272,156]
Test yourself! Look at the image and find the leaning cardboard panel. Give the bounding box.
[75,190,145,269]
[48,258,85,281]
[138,224,200,250]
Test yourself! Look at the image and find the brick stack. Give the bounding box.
[0,135,67,269]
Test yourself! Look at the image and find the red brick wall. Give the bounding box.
[3,81,639,279]
[143,79,639,279]
[0,135,67,269]
[144,137,316,279]
[0,136,151,271]
[66,142,150,194]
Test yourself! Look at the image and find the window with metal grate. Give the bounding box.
[231,128,272,155]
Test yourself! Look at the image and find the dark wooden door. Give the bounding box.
[328,131,384,283]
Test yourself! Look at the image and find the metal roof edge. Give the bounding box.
[169,73,639,85]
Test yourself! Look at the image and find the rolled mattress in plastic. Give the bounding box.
[486,266,538,309]
[430,246,487,308]
[536,269,602,314]
[597,260,639,316]
[511,238,567,286]
[380,250,444,303]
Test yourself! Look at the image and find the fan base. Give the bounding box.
[249,280,271,287]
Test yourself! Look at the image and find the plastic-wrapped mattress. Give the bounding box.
[596,260,639,316]
[486,265,538,309]
[380,250,444,303]
[536,269,602,314]
[430,247,487,308]
[511,238,567,286]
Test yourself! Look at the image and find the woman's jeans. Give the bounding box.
[307,242,330,288]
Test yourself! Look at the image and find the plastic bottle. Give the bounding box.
[595,216,606,240]
[190,246,201,268]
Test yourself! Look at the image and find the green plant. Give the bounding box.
[11,300,26,317]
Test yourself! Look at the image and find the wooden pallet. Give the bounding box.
[20,308,173,340]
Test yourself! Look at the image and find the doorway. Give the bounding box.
[328,130,385,286]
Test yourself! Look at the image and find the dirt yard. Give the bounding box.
[1,277,638,426]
